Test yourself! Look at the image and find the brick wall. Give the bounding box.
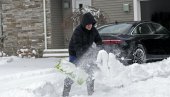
[1,0,52,55]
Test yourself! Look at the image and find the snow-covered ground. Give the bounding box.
[1,50,170,97]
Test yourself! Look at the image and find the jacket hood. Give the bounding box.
[80,12,96,28]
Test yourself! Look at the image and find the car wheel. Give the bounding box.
[132,44,146,64]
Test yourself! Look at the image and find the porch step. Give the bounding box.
[43,49,69,58]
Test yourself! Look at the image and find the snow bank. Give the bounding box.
[96,50,170,88]
[0,57,64,97]
[0,56,18,65]
[1,50,170,97]
[0,67,64,97]
[0,81,59,97]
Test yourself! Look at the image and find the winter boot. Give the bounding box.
[87,78,94,95]
[62,77,73,97]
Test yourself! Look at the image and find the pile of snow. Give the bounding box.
[0,51,7,57]
[0,56,15,65]
[96,50,170,88]
[1,50,170,97]
[0,57,63,97]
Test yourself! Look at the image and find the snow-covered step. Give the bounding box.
[43,49,69,58]
[43,53,69,57]
[43,49,68,53]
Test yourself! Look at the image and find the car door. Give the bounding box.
[132,23,165,55]
[152,23,170,55]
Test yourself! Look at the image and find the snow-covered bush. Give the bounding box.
[16,48,44,58]
[17,48,37,58]
[0,35,7,57]
[63,6,109,28]
[0,51,7,57]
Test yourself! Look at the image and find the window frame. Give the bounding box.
[131,23,153,35]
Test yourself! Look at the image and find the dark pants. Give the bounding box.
[62,56,94,97]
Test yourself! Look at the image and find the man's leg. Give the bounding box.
[86,66,95,96]
[62,77,74,97]
[62,55,76,97]
[86,76,94,95]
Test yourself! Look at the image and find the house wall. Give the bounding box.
[140,1,151,21]
[92,0,134,23]
[50,0,65,49]
[1,0,52,55]
[62,0,73,48]
[0,0,136,55]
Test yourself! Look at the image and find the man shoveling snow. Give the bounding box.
[62,12,102,97]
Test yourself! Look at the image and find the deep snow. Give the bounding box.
[1,50,170,97]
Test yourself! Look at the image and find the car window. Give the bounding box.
[133,24,152,34]
[99,23,132,34]
[152,23,169,34]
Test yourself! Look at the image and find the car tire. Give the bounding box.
[132,44,146,64]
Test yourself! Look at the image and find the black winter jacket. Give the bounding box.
[69,12,102,58]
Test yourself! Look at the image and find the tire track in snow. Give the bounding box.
[0,68,57,82]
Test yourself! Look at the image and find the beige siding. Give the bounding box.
[50,0,64,49]
[92,0,134,23]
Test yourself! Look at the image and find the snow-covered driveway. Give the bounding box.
[0,57,65,97]
[1,53,170,97]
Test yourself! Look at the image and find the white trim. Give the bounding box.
[133,0,141,21]
[43,0,47,49]
[72,0,76,12]
[43,53,69,57]
[44,49,68,52]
